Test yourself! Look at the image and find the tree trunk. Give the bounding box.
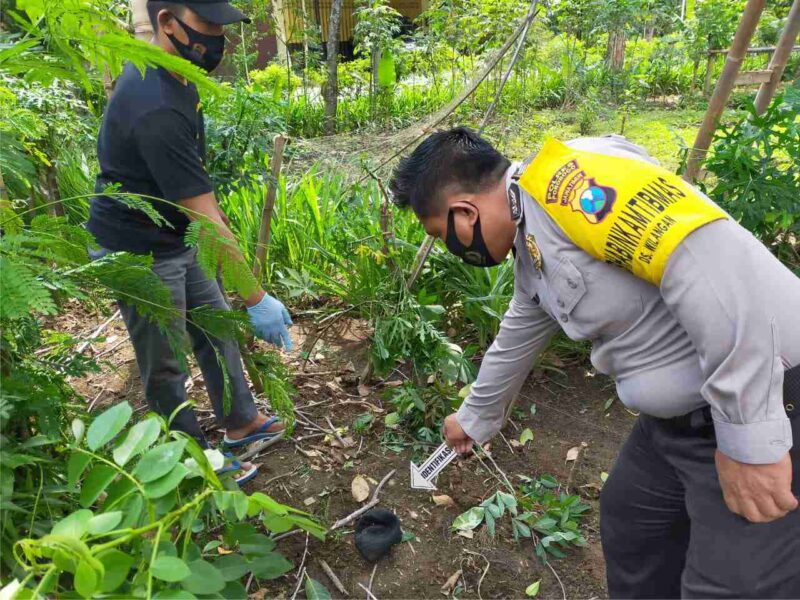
[606,28,626,70]
[323,0,343,135]
[130,0,152,40]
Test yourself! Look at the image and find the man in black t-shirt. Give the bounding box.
[88,0,288,481]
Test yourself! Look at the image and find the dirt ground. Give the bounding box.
[67,305,637,600]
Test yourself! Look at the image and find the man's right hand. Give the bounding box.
[444,413,474,455]
[246,293,293,350]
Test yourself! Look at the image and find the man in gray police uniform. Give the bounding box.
[389,127,800,598]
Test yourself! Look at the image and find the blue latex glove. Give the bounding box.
[246,293,293,350]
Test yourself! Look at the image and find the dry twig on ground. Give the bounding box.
[330,469,396,530]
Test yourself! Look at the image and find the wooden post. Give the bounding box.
[754,0,800,114]
[683,0,767,183]
[323,0,344,135]
[130,0,152,40]
[253,134,288,281]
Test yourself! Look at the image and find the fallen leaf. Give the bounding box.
[566,442,588,462]
[600,471,609,483]
[509,439,522,449]
[383,380,403,388]
[303,496,317,506]
[455,529,474,539]
[303,382,321,390]
[525,580,541,597]
[519,428,534,445]
[441,570,463,594]
[432,494,455,508]
[351,475,370,502]
[357,384,370,397]
[216,546,233,555]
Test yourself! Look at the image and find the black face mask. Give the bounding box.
[445,210,502,268]
[168,15,225,73]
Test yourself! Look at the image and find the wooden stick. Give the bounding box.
[330,469,396,530]
[684,0,767,182]
[319,560,350,596]
[358,583,379,600]
[76,310,121,355]
[253,134,288,280]
[754,0,800,114]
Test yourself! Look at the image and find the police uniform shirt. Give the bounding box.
[456,135,800,465]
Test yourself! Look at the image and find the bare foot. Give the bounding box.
[226,413,285,441]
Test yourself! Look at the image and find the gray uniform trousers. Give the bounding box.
[601,395,800,598]
[118,247,257,445]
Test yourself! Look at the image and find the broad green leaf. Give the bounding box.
[143,463,190,498]
[384,412,400,428]
[119,492,144,529]
[151,555,191,582]
[88,511,123,535]
[519,428,534,445]
[497,491,517,509]
[79,464,117,508]
[305,575,332,600]
[526,580,541,597]
[458,383,472,399]
[377,49,396,89]
[181,560,225,593]
[98,549,134,592]
[103,477,136,510]
[86,402,132,450]
[153,589,196,599]
[67,452,92,488]
[248,552,293,580]
[233,492,249,521]
[52,509,93,538]
[214,554,249,581]
[113,417,161,466]
[261,513,294,534]
[238,532,276,557]
[71,418,86,444]
[74,559,99,598]
[220,581,247,598]
[451,506,485,531]
[134,439,187,483]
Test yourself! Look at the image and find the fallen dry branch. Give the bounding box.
[358,582,379,600]
[330,469,396,530]
[320,559,349,596]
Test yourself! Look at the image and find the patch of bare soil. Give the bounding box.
[64,307,636,599]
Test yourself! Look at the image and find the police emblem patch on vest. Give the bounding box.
[518,139,727,286]
[526,234,543,272]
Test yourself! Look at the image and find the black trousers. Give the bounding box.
[600,404,800,598]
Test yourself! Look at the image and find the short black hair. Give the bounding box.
[147,1,188,31]
[389,127,510,217]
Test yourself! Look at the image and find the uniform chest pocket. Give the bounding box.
[550,258,586,316]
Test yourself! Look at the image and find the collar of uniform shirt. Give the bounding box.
[506,162,524,247]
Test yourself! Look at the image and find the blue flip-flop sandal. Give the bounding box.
[223,416,284,458]
[217,451,259,486]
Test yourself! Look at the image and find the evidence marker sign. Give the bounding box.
[410,442,457,490]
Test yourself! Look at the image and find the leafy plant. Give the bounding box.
[451,475,589,561]
[700,84,800,272]
[7,402,323,597]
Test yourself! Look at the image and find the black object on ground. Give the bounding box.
[355,508,402,562]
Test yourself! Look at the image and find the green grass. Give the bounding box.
[495,107,706,172]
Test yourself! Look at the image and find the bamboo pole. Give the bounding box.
[754,0,800,114]
[683,0,767,183]
[253,134,288,281]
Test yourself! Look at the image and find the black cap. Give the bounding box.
[150,0,251,25]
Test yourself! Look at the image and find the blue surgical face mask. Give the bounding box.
[167,15,225,73]
[444,209,501,268]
